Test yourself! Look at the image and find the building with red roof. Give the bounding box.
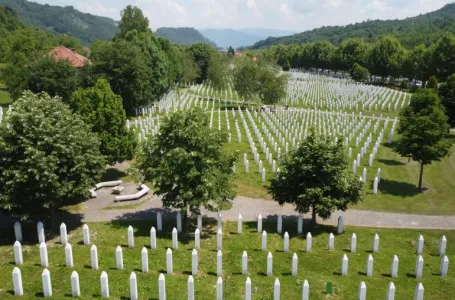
[48,46,91,68]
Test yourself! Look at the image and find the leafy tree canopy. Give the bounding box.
[394,89,453,188]
[438,73,455,127]
[133,108,237,227]
[351,63,370,82]
[187,42,216,83]
[114,5,150,41]
[269,130,363,224]
[70,78,136,164]
[0,91,105,219]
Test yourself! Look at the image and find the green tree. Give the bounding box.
[394,89,453,189]
[430,32,455,80]
[187,43,215,82]
[402,44,430,82]
[427,75,439,90]
[309,41,335,71]
[232,56,259,99]
[335,38,369,72]
[257,64,289,104]
[0,91,105,222]
[70,78,136,164]
[134,108,237,227]
[90,39,154,115]
[350,63,370,82]
[114,5,150,40]
[438,74,455,127]
[208,52,229,90]
[178,48,200,83]
[370,36,406,79]
[268,130,363,224]
[282,60,291,71]
[27,57,79,103]
[227,46,235,58]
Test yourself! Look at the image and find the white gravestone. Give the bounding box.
[366,254,374,277]
[306,232,312,253]
[415,255,424,279]
[284,232,289,252]
[217,229,223,251]
[414,283,424,300]
[42,268,52,297]
[328,233,335,250]
[302,280,309,300]
[150,227,157,249]
[12,267,23,296]
[166,248,173,274]
[60,223,68,245]
[242,251,248,275]
[100,271,109,298]
[128,226,134,248]
[440,255,449,277]
[37,222,45,244]
[262,231,267,251]
[14,222,23,242]
[358,282,366,300]
[116,246,123,270]
[188,276,194,300]
[373,234,380,253]
[274,278,280,300]
[65,243,74,267]
[341,254,348,276]
[257,214,262,232]
[267,252,273,276]
[245,277,252,300]
[40,242,49,268]
[386,282,395,300]
[217,250,223,276]
[71,271,80,297]
[172,228,178,250]
[192,249,198,275]
[216,277,223,300]
[351,233,357,253]
[83,224,90,245]
[14,241,23,265]
[130,272,138,300]
[195,228,200,250]
[141,247,148,272]
[91,244,99,270]
[159,274,166,300]
[237,214,243,234]
[292,253,298,276]
[391,255,399,278]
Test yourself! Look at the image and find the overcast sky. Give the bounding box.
[34,0,453,32]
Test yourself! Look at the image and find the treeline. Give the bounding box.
[262,33,455,83]
[249,3,455,49]
[0,0,118,45]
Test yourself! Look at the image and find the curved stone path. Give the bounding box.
[83,194,455,230]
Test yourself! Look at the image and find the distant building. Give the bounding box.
[48,46,91,68]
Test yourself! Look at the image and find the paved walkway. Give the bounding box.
[83,195,455,230]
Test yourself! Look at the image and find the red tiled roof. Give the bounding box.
[49,46,91,68]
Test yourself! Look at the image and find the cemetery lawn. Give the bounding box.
[0,221,454,299]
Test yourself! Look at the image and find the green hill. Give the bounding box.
[156,27,216,47]
[0,0,118,45]
[250,3,455,49]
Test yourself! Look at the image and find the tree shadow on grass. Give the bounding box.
[101,168,128,182]
[110,208,218,245]
[0,209,83,246]
[370,179,422,197]
[377,159,406,166]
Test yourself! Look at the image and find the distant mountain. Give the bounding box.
[156,27,216,47]
[250,3,455,49]
[199,28,295,49]
[0,0,118,45]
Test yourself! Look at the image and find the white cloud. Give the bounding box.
[32,0,454,32]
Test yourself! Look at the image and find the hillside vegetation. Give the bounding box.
[250,3,455,49]
[156,27,216,47]
[0,0,117,45]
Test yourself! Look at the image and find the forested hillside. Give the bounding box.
[0,0,117,45]
[156,27,216,47]
[250,3,455,49]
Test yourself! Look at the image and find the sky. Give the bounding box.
[33,0,454,32]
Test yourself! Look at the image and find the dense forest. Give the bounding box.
[249,3,455,49]
[156,27,216,47]
[0,0,118,45]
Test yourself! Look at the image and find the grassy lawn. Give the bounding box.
[0,221,453,299]
[354,141,455,215]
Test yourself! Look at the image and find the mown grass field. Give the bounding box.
[0,221,453,299]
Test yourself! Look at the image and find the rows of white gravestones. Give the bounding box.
[128,88,397,194]
[204,104,395,193]
[8,216,449,299]
[284,72,410,112]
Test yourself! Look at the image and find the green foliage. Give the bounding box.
[394,89,453,188]
[0,6,22,35]
[207,52,229,90]
[26,57,79,103]
[187,43,216,83]
[257,65,289,104]
[400,80,408,89]
[350,63,370,82]
[370,36,406,79]
[402,44,431,81]
[70,78,136,164]
[90,39,157,115]
[232,57,260,99]
[438,74,455,127]
[427,75,439,90]
[249,3,455,49]
[268,130,363,223]
[134,108,237,221]
[0,91,104,218]
[177,47,200,83]
[114,5,150,41]
[0,0,117,45]
[430,32,455,80]
[156,27,216,47]
[335,38,369,72]
[309,41,336,70]
[282,60,291,71]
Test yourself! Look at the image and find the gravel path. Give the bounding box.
[82,195,455,230]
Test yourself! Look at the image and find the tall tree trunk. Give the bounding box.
[312,205,317,225]
[418,163,424,190]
